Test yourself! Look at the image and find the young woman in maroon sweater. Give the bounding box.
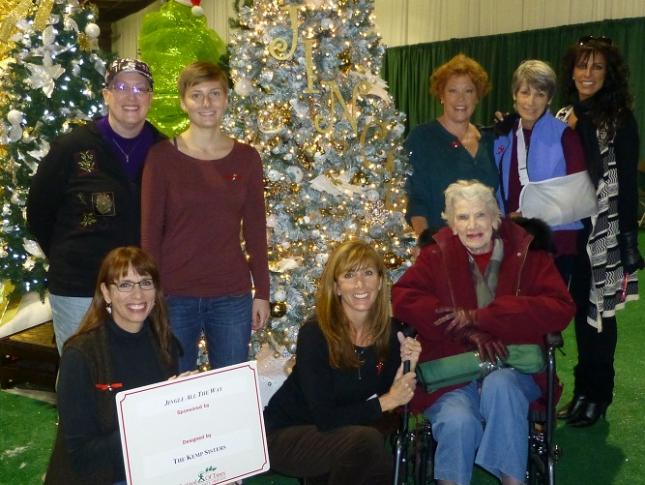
[141,62,270,372]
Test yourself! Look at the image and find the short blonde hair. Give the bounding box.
[430,54,491,99]
[442,180,501,230]
[178,61,228,98]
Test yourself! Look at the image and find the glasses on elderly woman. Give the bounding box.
[578,35,613,46]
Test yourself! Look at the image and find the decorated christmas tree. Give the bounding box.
[0,0,107,307]
[139,0,227,137]
[226,0,412,357]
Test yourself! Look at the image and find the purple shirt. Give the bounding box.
[96,116,155,181]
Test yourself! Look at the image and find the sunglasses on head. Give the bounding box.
[578,35,613,46]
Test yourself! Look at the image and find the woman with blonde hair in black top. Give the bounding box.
[264,240,421,484]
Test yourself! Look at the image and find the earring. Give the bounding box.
[106,302,112,314]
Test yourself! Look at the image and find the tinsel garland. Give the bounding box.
[0,0,31,56]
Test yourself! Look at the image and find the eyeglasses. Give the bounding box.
[111,279,155,292]
[578,35,613,46]
[109,82,153,96]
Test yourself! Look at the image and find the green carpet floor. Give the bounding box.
[1,232,644,484]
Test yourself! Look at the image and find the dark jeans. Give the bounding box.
[167,294,252,372]
[569,223,617,403]
[267,424,392,485]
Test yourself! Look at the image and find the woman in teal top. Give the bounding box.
[405,54,498,238]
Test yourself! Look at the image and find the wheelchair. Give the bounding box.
[393,332,564,485]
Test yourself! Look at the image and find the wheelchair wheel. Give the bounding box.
[527,422,560,485]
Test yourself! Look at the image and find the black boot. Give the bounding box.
[556,394,587,420]
[567,401,609,427]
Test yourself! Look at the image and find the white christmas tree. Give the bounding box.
[226,0,412,357]
[0,0,107,308]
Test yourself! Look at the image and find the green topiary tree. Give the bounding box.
[139,0,227,137]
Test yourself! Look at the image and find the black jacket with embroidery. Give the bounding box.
[26,120,164,296]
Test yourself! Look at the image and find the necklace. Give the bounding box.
[355,347,366,380]
[111,137,141,164]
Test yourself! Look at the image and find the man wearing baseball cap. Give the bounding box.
[27,58,165,354]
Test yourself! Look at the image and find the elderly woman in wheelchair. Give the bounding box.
[392,180,575,485]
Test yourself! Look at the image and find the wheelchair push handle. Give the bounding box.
[401,324,417,371]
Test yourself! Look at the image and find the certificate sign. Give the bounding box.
[116,361,270,485]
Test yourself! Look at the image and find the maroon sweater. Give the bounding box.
[141,140,269,300]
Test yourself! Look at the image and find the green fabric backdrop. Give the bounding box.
[382,17,645,159]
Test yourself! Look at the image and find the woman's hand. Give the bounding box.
[378,364,417,412]
[434,307,477,333]
[397,331,421,371]
[252,298,270,331]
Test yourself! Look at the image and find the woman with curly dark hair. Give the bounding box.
[556,36,644,427]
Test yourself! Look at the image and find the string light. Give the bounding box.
[0,0,107,298]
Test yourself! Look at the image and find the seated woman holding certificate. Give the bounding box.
[493,60,589,284]
[263,240,421,485]
[392,180,575,485]
[46,247,179,485]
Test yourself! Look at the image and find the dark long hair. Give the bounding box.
[561,38,633,135]
[67,246,175,366]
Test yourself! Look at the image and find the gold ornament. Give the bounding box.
[0,0,31,49]
[351,170,368,186]
[298,146,314,170]
[332,138,349,156]
[270,301,288,318]
[258,104,289,134]
[383,251,404,269]
[78,33,95,52]
[338,49,352,74]
[0,89,10,108]
[33,0,54,30]
[290,183,300,194]
[302,140,318,157]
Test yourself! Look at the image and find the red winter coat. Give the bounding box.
[392,218,575,413]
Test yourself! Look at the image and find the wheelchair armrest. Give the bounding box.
[544,332,563,349]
